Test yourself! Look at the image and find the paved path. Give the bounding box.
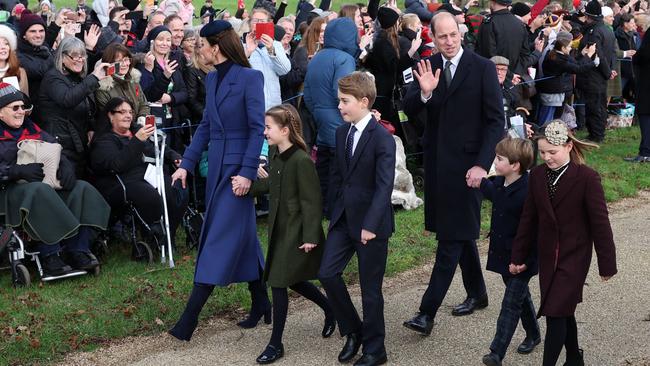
[63,193,650,366]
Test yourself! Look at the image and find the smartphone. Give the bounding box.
[71,22,81,34]
[363,22,371,30]
[145,115,156,127]
[106,64,116,76]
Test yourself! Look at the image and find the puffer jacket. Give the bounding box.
[303,18,359,148]
[404,0,433,23]
[38,68,100,177]
[95,68,150,130]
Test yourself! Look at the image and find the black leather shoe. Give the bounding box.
[256,344,284,364]
[451,294,488,316]
[517,336,541,354]
[482,352,502,366]
[624,155,650,163]
[322,315,336,338]
[338,333,361,363]
[403,312,434,336]
[353,352,387,366]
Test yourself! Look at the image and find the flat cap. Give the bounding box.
[490,55,510,66]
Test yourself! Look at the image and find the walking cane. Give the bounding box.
[152,126,175,268]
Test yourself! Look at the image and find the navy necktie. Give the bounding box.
[346,125,357,164]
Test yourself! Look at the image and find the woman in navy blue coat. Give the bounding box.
[168,20,270,341]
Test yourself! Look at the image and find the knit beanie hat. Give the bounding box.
[601,6,613,17]
[511,2,531,17]
[19,13,46,38]
[13,3,26,16]
[0,24,17,50]
[0,82,24,109]
[122,0,140,11]
[377,7,399,29]
[585,0,602,18]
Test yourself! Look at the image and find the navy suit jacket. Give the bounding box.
[328,117,396,241]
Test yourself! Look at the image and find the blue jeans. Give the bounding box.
[489,275,540,360]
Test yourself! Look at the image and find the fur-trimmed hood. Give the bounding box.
[98,68,142,91]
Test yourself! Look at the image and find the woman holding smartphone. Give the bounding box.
[168,20,271,341]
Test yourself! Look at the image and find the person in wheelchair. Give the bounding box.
[89,97,188,245]
[0,83,110,279]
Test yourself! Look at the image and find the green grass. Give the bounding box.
[0,125,647,365]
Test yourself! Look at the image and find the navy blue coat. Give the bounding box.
[403,49,504,240]
[180,63,266,286]
[480,174,537,278]
[328,117,396,240]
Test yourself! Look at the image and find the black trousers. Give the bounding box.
[419,240,487,318]
[581,88,608,142]
[638,114,650,157]
[315,146,334,219]
[318,218,388,356]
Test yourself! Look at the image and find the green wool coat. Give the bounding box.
[251,144,325,288]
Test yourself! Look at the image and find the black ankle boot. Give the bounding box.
[169,284,214,341]
[238,280,272,328]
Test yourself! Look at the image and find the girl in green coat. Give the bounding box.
[246,104,335,364]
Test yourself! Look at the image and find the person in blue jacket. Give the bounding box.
[302,17,358,218]
[168,20,271,341]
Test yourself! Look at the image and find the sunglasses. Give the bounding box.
[7,104,31,112]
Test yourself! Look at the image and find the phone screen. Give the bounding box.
[145,115,156,126]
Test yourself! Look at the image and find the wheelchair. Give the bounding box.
[0,225,101,287]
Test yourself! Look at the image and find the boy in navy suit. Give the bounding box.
[479,138,540,366]
[318,72,396,366]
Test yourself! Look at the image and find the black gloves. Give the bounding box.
[8,163,45,182]
[57,158,77,190]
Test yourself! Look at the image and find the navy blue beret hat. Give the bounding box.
[199,20,233,37]
[147,25,171,43]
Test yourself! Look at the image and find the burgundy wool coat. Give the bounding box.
[511,162,617,317]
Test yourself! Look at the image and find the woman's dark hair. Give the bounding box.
[204,28,252,68]
[619,12,635,24]
[100,97,135,132]
[102,43,134,80]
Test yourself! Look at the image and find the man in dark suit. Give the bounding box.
[401,12,504,336]
[318,72,396,366]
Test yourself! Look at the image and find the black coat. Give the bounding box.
[576,20,616,90]
[476,9,539,75]
[280,46,309,106]
[480,173,537,277]
[615,27,638,80]
[403,49,504,240]
[633,32,650,115]
[183,66,208,122]
[537,51,596,94]
[16,39,53,102]
[38,68,100,177]
[137,54,189,126]
[89,131,181,197]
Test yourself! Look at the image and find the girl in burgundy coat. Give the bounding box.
[509,120,617,366]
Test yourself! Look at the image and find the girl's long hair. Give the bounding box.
[533,119,598,165]
[299,17,327,57]
[265,104,307,152]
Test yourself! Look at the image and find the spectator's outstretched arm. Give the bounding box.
[319,0,332,10]
[367,0,380,19]
[274,1,287,23]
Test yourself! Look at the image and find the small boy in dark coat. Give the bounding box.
[480,137,540,366]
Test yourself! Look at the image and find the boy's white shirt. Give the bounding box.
[346,112,373,155]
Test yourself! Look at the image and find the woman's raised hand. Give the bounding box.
[163,59,179,79]
[134,124,155,141]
